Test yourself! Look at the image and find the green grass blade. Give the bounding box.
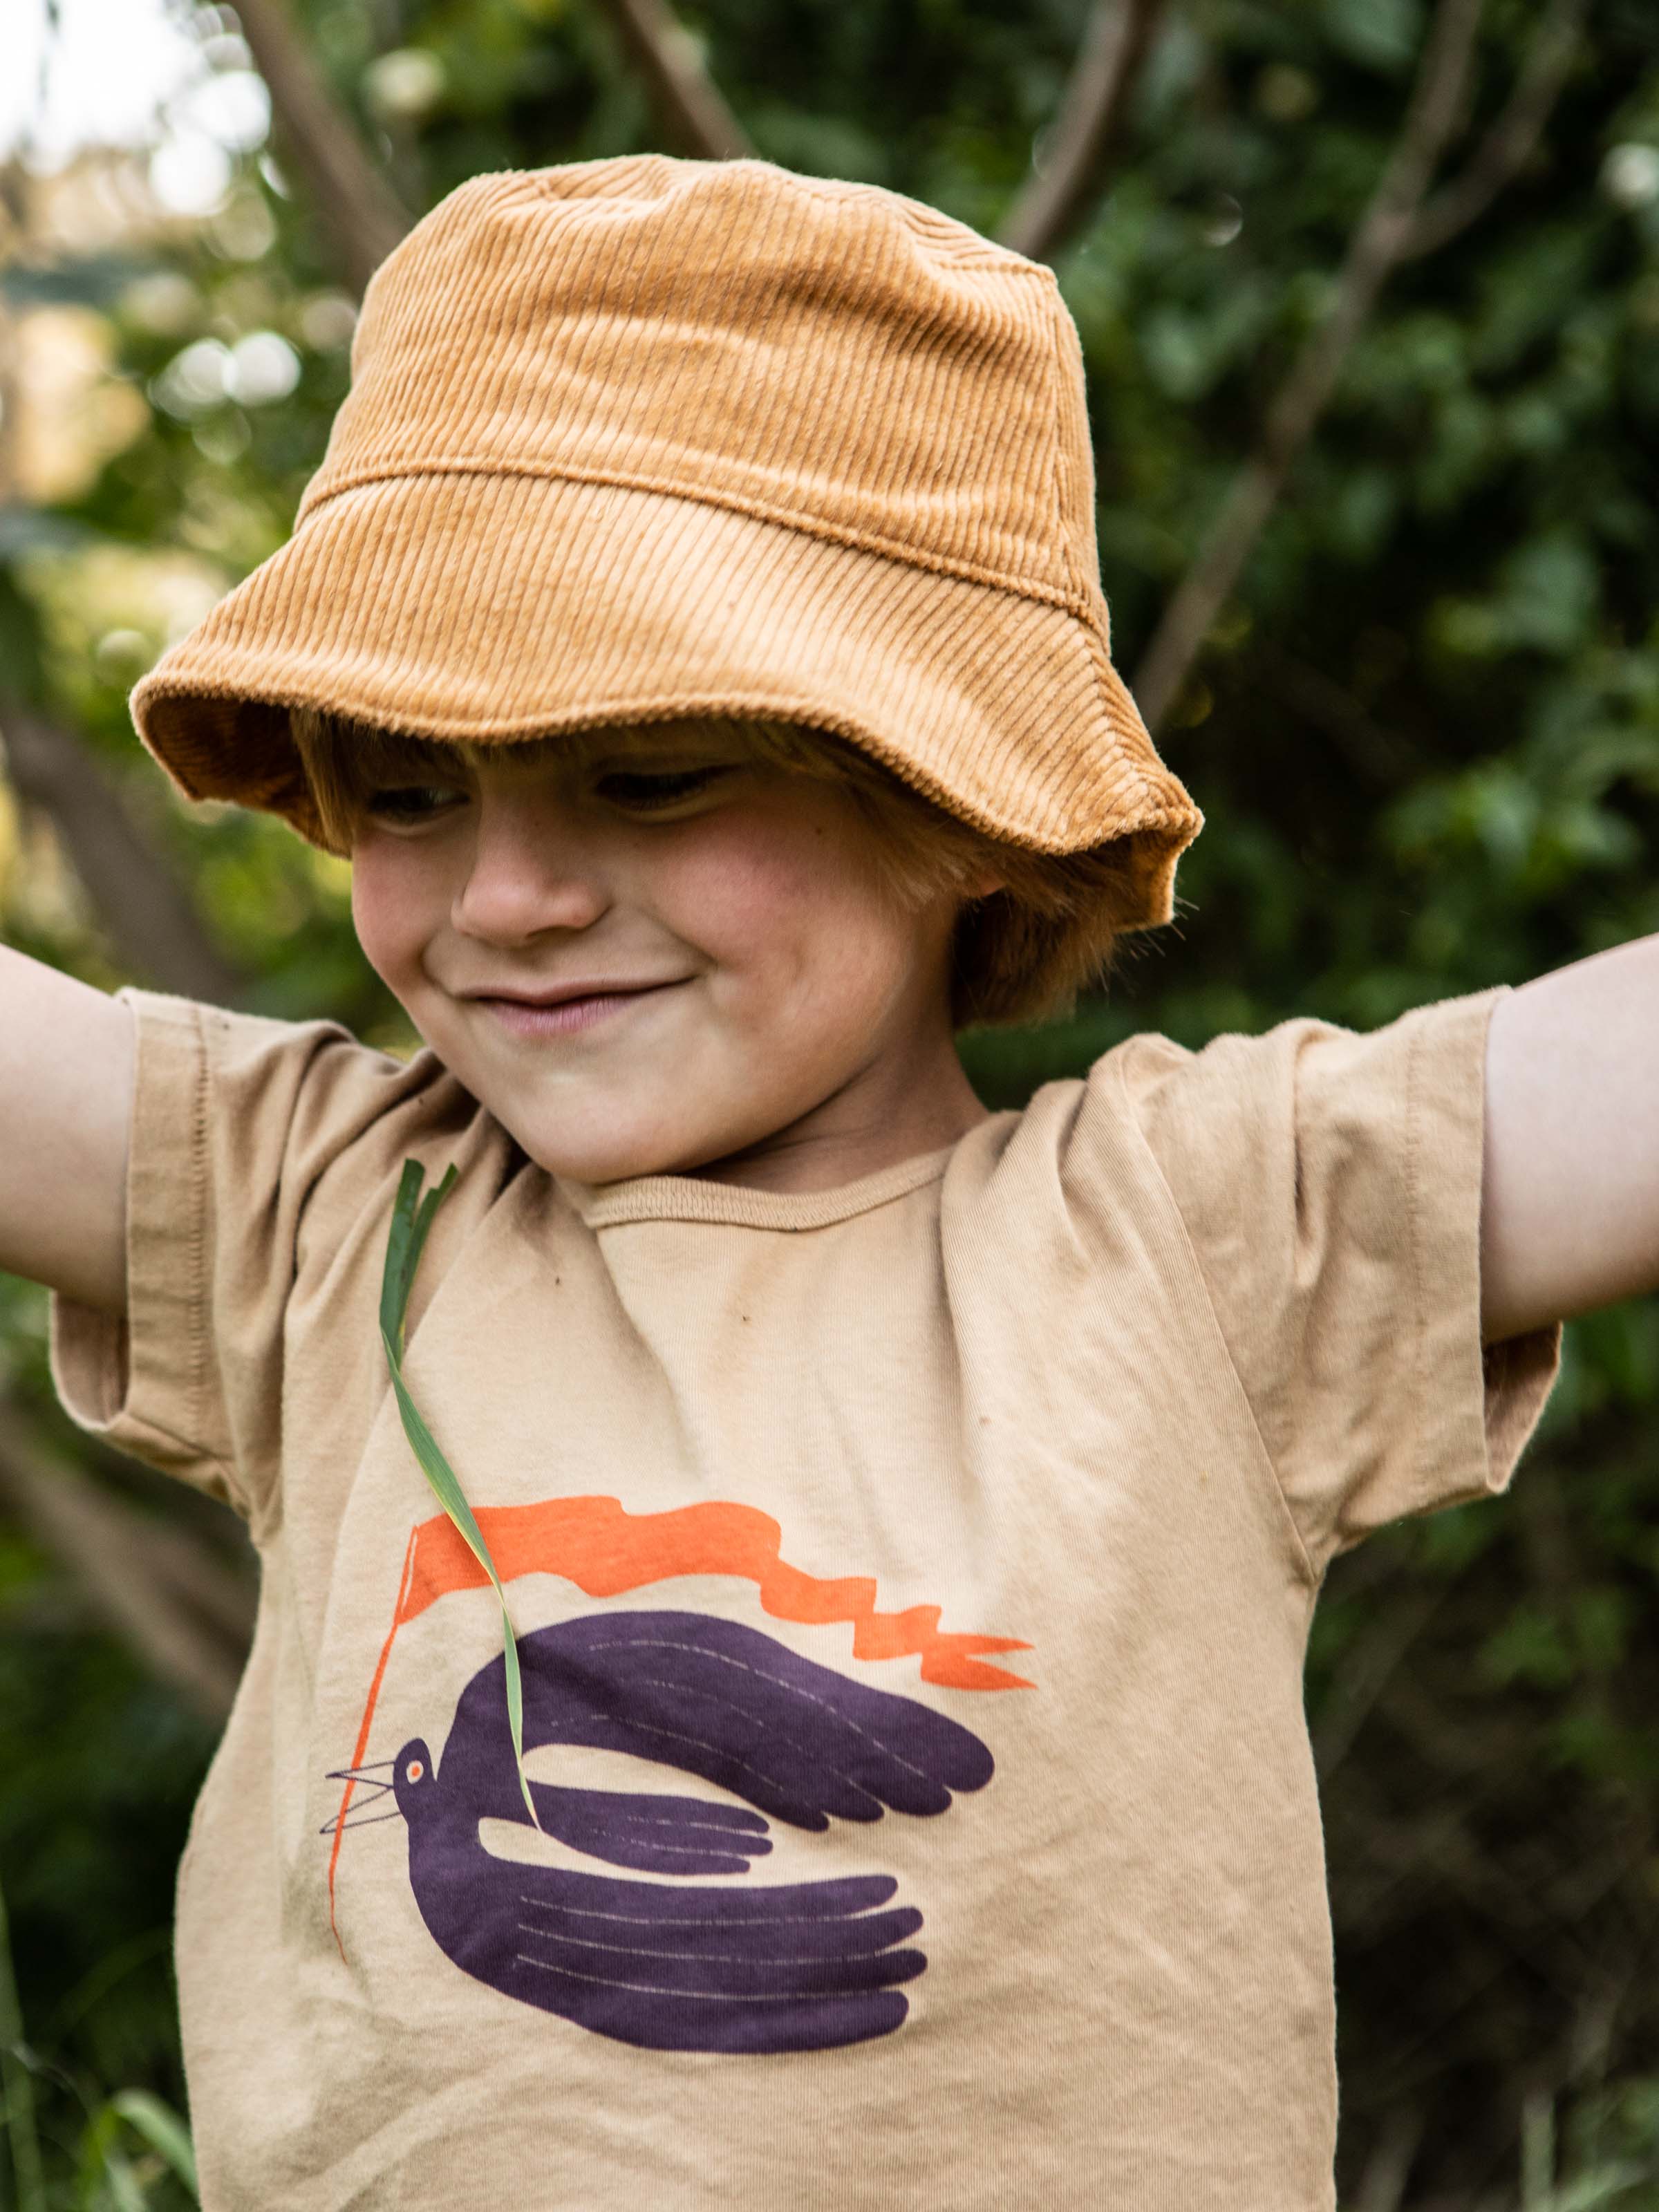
[109,2094,197,2197]
[0,1862,46,2212]
[97,2150,147,2212]
[378,1160,422,1349]
[382,1159,456,1344]
[404,1168,457,1330]
[380,1159,456,1352]
[75,2108,126,2212]
[378,1347,494,1569]
[380,1164,536,1826]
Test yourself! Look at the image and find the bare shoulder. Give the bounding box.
[0,946,135,1313]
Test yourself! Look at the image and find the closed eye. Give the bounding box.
[364,785,467,823]
[595,767,735,813]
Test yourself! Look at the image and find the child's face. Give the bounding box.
[348,726,986,1188]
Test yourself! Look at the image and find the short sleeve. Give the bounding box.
[48,990,488,1528]
[1117,988,1560,1570]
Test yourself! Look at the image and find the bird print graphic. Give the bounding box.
[327,1496,1032,2053]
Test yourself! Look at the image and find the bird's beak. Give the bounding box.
[319,1761,401,1835]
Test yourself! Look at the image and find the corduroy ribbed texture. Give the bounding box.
[132,156,1201,916]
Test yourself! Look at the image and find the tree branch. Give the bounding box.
[1398,0,1588,261]
[1131,0,1488,733]
[232,0,413,297]
[0,701,244,1004]
[0,1396,253,1721]
[997,0,1168,263]
[590,0,754,162]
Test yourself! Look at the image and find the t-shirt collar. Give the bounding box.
[559,1143,956,1232]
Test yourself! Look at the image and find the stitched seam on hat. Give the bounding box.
[1078,622,1161,806]
[1044,284,1096,617]
[1050,442,1085,607]
[294,460,1103,622]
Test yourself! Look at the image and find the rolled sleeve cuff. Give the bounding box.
[1353,986,1560,1542]
[50,991,240,1508]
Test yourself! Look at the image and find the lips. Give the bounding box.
[466,980,685,1040]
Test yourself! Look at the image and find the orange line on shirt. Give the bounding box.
[396,1494,1035,1691]
[328,1526,421,1957]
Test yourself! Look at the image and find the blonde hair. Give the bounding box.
[290,710,1140,1029]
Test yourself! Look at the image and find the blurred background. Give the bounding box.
[1,0,1658,2204]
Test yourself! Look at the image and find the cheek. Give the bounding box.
[662,800,896,978]
[350,841,441,990]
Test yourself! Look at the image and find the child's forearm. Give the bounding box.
[0,943,133,1313]
[1481,931,1659,1340]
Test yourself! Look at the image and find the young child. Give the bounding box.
[2,155,1655,2211]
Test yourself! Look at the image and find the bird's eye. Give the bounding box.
[406,1759,425,1783]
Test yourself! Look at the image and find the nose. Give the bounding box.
[450,785,610,946]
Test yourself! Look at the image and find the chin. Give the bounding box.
[461,1051,814,1186]
[505,1110,715,1187]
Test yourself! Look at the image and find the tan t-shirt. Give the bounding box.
[52,986,1557,2212]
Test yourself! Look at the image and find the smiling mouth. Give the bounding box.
[470,983,685,1040]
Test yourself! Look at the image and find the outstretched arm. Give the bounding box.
[0,946,133,1314]
[1481,934,1659,1342]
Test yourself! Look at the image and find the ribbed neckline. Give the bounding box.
[562,1143,956,1232]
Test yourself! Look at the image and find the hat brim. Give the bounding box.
[132,471,1200,924]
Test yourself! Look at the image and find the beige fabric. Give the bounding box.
[53,987,1556,2211]
[129,158,1201,905]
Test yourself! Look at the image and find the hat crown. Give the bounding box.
[133,153,1200,925]
[299,157,1102,610]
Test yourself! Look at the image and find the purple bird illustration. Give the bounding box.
[333,1609,993,2052]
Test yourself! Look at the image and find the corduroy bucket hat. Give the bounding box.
[133,155,1201,924]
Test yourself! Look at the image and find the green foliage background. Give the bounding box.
[3,0,1659,2202]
